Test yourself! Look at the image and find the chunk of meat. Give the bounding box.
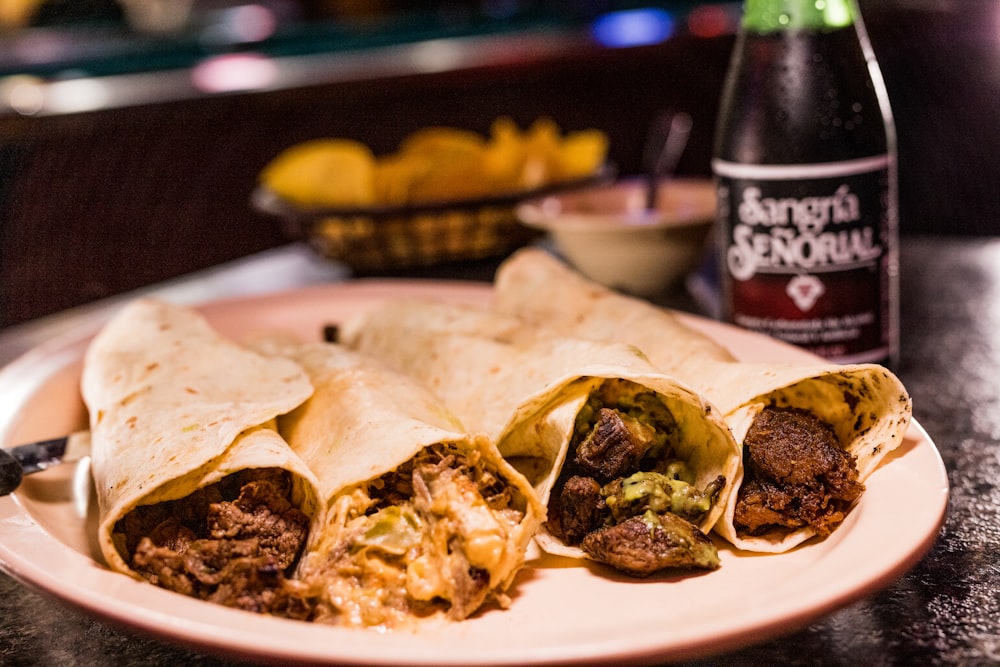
[581,512,719,577]
[574,408,658,481]
[546,475,607,545]
[735,407,865,537]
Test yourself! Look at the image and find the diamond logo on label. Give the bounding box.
[787,274,825,311]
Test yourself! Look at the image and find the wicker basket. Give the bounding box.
[251,168,614,272]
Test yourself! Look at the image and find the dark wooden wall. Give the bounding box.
[1,1,997,327]
[0,34,733,327]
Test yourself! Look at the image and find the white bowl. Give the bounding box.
[515,177,715,296]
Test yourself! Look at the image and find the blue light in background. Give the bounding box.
[590,8,676,48]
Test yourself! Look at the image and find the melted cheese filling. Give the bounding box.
[301,444,524,629]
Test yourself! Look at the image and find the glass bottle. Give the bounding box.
[712,0,899,366]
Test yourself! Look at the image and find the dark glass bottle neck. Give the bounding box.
[714,24,889,165]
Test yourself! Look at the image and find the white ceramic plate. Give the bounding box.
[0,281,948,665]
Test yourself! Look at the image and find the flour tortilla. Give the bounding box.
[493,247,913,552]
[81,298,323,578]
[339,298,741,560]
[252,340,544,625]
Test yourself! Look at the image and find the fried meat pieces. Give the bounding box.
[582,512,719,578]
[545,385,724,577]
[735,407,864,538]
[549,393,864,574]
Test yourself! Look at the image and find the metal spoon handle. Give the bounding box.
[645,111,693,210]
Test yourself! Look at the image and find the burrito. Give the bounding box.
[82,299,324,617]
[339,299,742,578]
[493,247,913,552]
[253,340,544,629]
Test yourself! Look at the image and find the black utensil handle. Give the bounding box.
[0,448,23,496]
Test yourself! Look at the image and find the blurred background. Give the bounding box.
[1,0,997,327]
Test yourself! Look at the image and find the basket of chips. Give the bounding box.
[252,118,613,272]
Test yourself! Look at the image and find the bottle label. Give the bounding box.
[712,156,894,364]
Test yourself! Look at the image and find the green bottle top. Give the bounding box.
[742,0,857,32]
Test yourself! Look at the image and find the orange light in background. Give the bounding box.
[190,53,277,93]
[687,4,737,39]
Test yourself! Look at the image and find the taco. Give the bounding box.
[254,340,544,629]
[82,299,323,617]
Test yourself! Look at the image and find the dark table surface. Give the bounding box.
[0,234,995,666]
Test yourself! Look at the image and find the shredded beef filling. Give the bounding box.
[544,380,724,577]
[119,468,314,618]
[734,406,865,538]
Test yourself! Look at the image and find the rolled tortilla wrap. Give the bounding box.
[340,298,742,577]
[493,247,913,552]
[253,340,544,628]
[82,299,323,616]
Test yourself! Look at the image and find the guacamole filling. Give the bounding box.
[546,379,724,577]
